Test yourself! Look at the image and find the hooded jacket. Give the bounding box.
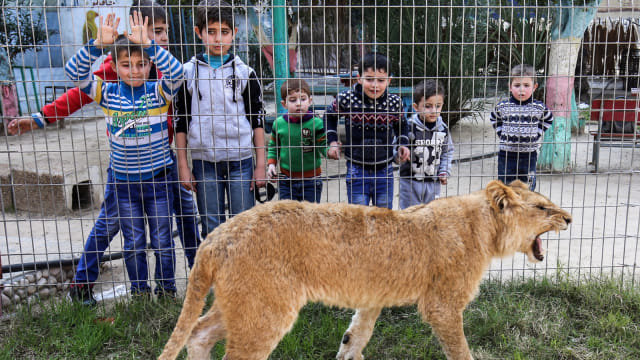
[174,53,264,162]
[399,114,454,181]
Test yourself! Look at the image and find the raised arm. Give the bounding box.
[65,14,120,97]
[144,44,183,100]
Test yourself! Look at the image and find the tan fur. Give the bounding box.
[159,180,572,360]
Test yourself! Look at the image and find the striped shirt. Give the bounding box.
[66,39,184,180]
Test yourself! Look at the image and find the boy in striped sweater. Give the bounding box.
[65,12,184,296]
[490,64,553,191]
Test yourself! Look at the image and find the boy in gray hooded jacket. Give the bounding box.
[399,80,454,209]
[174,0,266,238]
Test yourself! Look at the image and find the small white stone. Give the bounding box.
[25,274,35,283]
[27,285,37,295]
[37,278,48,286]
[50,287,57,296]
[16,289,26,299]
[41,269,50,279]
[48,277,57,285]
[56,282,63,290]
[35,271,43,281]
[19,279,29,287]
[50,267,62,277]
[38,288,51,299]
[2,286,13,297]
[13,294,21,303]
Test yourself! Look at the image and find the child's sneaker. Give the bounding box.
[130,287,152,301]
[67,284,97,306]
[155,287,177,301]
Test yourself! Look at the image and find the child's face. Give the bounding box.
[510,77,538,102]
[111,51,152,87]
[281,90,312,117]
[357,68,391,99]
[148,20,169,49]
[195,21,237,56]
[413,94,444,123]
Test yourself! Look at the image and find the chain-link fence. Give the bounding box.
[1,1,639,310]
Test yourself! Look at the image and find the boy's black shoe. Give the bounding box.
[131,288,152,302]
[155,287,177,301]
[67,284,98,307]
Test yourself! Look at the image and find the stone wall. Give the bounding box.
[1,266,74,310]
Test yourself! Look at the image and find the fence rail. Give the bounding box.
[1,2,639,312]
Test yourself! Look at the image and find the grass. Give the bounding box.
[1,274,639,359]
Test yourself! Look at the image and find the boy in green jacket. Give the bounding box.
[267,79,327,202]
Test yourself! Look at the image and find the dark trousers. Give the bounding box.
[497,150,537,191]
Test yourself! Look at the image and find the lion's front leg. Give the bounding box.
[422,309,473,360]
[336,308,382,360]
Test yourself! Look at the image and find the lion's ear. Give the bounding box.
[486,180,521,211]
[508,180,529,191]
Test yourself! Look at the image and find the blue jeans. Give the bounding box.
[345,162,394,209]
[73,159,201,286]
[497,150,537,191]
[278,177,323,203]
[116,173,176,294]
[192,158,255,238]
[73,169,120,284]
[170,154,200,268]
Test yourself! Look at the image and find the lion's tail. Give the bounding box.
[158,245,218,360]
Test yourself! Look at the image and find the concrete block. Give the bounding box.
[10,165,102,215]
[0,175,14,212]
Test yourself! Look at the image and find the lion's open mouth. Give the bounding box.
[532,236,545,261]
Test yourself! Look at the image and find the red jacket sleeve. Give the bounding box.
[41,54,118,124]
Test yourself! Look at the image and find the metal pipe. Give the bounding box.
[273,0,289,115]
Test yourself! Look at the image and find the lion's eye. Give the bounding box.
[537,205,546,211]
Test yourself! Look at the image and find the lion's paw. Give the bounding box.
[336,348,364,360]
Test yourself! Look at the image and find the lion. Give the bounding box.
[159,180,572,360]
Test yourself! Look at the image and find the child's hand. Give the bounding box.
[327,141,341,160]
[439,174,448,185]
[267,164,278,179]
[7,117,37,135]
[178,165,196,192]
[253,163,267,190]
[397,146,411,163]
[94,14,120,48]
[126,11,150,47]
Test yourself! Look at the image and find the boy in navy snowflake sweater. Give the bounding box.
[325,52,410,209]
[490,64,553,191]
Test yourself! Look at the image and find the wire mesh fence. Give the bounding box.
[1,0,639,311]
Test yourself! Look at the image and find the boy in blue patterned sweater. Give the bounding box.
[66,12,184,296]
[490,64,553,191]
[325,52,410,209]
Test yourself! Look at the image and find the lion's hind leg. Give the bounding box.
[186,301,226,359]
[336,307,382,360]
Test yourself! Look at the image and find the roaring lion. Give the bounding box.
[159,180,571,360]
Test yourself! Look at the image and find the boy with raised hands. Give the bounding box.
[65,12,184,297]
[10,0,199,306]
